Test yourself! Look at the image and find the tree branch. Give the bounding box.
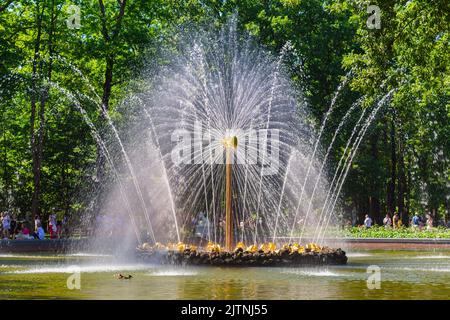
[98,0,110,41]
[112,0,126,40]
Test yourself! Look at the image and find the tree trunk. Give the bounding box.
[405,159,411,224]
[397,129,407,223]
[31,0,56,218]
[101,55,114,113]
[95,0,126,183]
[387,117,397,217]
[94,55,113,183]
[30,2,44,217]
[64,162,70,216]
[1,104,8,208]
[369,132,381,223]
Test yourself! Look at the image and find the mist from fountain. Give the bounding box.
[131,21,326,246]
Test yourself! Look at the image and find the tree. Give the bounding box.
[332,0,449,224]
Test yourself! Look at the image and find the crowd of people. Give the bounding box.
[0,211,69,240]
[361,212,445,230]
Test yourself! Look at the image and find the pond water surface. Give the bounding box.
[0,249,449,299]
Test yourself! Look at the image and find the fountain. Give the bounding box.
[0,16,400,266]
[95,20,350,266]
[2,20,397,266]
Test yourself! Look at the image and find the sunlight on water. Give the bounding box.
[281,269,343,277]
[146,269,198,277]
[413,255,450,260]
[4,264,151,274]
[64,253,113,258]
[345,253,373,258]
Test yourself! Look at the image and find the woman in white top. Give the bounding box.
[48,213,57,239]
[383,214,392,228]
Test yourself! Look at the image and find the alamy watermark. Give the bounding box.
[366,265,381,289]
[66,5,81,30]
[66,265,81,290]
[170,121,280,175]
[367,5,381,29]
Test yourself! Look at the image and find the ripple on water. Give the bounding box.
[389,266,450,273]
[0,254,54,259]
[63,253,113,258]
[281,268,342,277]
[146,269,198,276]
[0,264,26,269]
[413,255,450,260]
[4,264,152,274]
[346,253,372,258]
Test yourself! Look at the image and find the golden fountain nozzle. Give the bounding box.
[221,136,238,149]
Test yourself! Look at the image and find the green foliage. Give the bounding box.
[329,0,449,224]
[343,225,450,239]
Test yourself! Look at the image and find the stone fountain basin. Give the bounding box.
[136,247,347,267]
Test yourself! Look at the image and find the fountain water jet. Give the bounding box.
[317,90,395,244]
[123,20,350,266]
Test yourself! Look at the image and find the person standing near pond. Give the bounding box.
[48,212,57,239]
[2,212,11,239]
[392,212,400,229]
[383,214,392,228]
[412,212,421,229]
[364,214,373,228]
[426,214,433,230]
[34,214,41,233]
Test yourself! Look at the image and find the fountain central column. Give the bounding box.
[223,136,237,251]
[225,148,232,251]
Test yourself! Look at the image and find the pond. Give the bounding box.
[0,249,449,299]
